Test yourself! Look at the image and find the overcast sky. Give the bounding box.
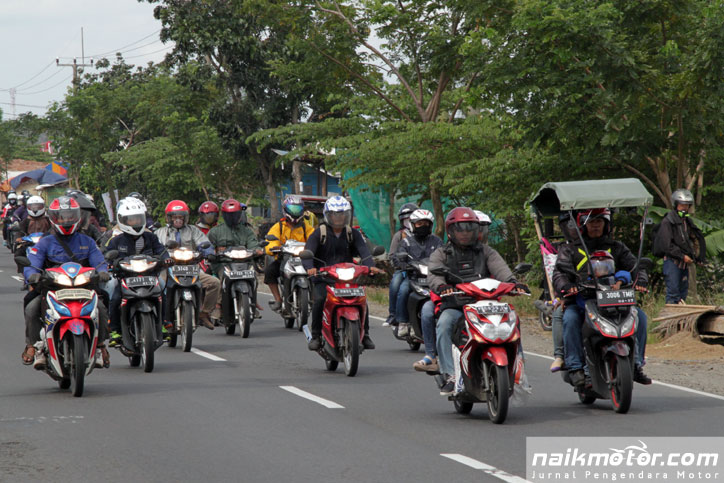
[0,0,172,120]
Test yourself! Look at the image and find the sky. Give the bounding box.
[0,0,173,120]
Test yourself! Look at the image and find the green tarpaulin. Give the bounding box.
[530,178,653,217]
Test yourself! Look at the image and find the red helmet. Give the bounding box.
[221,198,247,226]
[577,208,611,236]
[165,200,189,226]
[198,201,219,226]
[48,196,81,235]
[444,207,480,248]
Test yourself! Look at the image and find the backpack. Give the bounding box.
[650,221,664,257]
[319,223,354,246]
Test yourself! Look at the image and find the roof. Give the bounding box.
[3,159,46,174]
[530,178,653,217]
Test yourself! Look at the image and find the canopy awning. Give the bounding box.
[530,178,653,217]
[10,169,67,189]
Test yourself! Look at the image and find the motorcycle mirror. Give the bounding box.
[198,241,211,250]
[105,250,119,261]
[265,234,279,241]
[259,240,269,247]
[299,250,314,260]
[14,255,31,268]
[513,262,533,275]
[371,245,385,257]
[430,266,449,276]
[166,240,179,250]
[153,221,162,229]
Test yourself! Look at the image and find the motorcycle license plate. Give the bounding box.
[416,278,428,285]
[596,289,636,307]
[333,287,365,297]
[172,265,199,275]
[229,270,255,279]
[125,276,157,288]
[474,303,510,315]
[55,288,94,300]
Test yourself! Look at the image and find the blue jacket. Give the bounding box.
[105,231,168,260]
[24,232,108,282]
[12,205,27,223]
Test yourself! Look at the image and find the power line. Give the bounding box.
[20,74,73,96]
[0,101,47,109]
[124,45,174,60]
[84,29,162,58]
[15,68,64,93]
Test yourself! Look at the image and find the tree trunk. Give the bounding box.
[510,217,525,262]
[388,188,396,240]
[292,160,303,194]
[256,152,279,219]
[430,181,444,238]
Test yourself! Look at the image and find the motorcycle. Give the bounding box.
[210,246,263,338]
[14,232,45,278]
[164,242,206,352]
[265,235,311,331]
[300,246,385,377]
[106,251,165,373]
[391,255,429,351]
[431,264,531,424]
[16,256,102,397]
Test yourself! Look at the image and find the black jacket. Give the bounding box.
[396,234,443,270]
[302,223,374,271]
[105,231,168,260]
[653,210,706,263]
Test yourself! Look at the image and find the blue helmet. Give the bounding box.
[323,196,352,229]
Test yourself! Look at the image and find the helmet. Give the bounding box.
[558,211,578,241]
[48,196,81,235]
[165,200,190,227]
[576,208,611,236]
[473,210,491,243]
[671,189,694,207]
[128,192,144,201]
[68,190,96,211]
[221,199,246,227]
[7,192,17,205]
[398,203,419,221]
[590,250,615,278]
[410,209,434,238]
[26,196,45,217]
[21,190,30,197]
[198,201,219,226]
[117,198,147,236]
[323,195,352,229]
[444,207,480,248]
[410,209,434,225]
[282,195,305,224]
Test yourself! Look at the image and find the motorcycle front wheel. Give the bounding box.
[486,363,509,424]
[609,355,633,414]
[140,313,155,373]
[237,291,251,338]
[181,301,194,352]
[70,334,87,397]
[342,320,360,377]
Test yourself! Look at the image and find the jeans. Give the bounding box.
[436,308,463,376]
[310,281,370,338]
[387,270,405,318]
[552,305,564,359]
[420,300,437,358]
[663,258,689,304]
[395,278,411,323]
[563,305,647,371]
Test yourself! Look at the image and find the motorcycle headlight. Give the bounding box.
[74,272,92,286]
[479,320,515,341]
[120,259,157,273]
[225,249,249,259]
[284,245,305,256]
[418,265,429,276]
[588,311,618,337]
[49,272,74,287]
[336,267,355,281]
[172,248,194,261]
[413,284,430,296]
[620,311,637,336]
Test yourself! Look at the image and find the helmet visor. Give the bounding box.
[27,203,45,214]
[325,210,351,229]
[120,213,146,231]
[222,211,243,226]
[50,206,81,228]
[200,212,218,225]
[449,222,480,246]
[591,258,615,278]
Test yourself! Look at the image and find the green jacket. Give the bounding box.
[207,223,259,273]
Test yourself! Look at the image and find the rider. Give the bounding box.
[21,196,111,369]
[394,209,442,340]
[128,192,156,229]
[2,191,18,245]
[552,208,652,386]
[207,199,264,316]
[303,195,383,351]
[384,203,418,327]
[264,195,314,313]
[12,190,31,223]
[14,196,51,240]
[548,212,578,372]
[196,201,219,235]
[428,207,528,395]
[155,200,219,329]
[68,190,103,242]
[105,198,172,345]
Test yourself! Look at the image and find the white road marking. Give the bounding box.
[11,275,24,283]
[441,454,530,483]
[190,348,226,362]
[0,416,84,424]
[524,351,724,402]
[279,385,345,409]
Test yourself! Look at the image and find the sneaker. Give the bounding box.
[199,313,215,330]
[440,375,455,396]
[549,357,564,373]
[382,314,395,327]
[268,300,282,312]
[362,334,375,350]
[569,369,586,388]
[308,337,321,351]
[33,352,47,370]
[109,331,122,347]
[161,325,171,341]
[634,366,652,385]
[397,323,410,337]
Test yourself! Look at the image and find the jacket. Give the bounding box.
[396,234,443,269]
[388,229,411,268]
[427,242,515,294]
[24,231,107,282]
[12,205,27,223]
[17,216,52,237]
[302,223,374,271]
[264,219,314,257]
[552,236,648,298]
[156,224,212,254]
[105,231,169,259]
[207,223,259,251]
[653,210,706,263]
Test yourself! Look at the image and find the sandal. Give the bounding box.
[413,355,439,372]
[99,345,110,368]
[21,345,35,365]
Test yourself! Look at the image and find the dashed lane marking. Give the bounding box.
[441,454,531,483]
[279,386,345,409]
[190,348,226,362]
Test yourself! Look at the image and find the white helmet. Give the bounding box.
[474,210,491,225]
[410,209,434,224]
[116,198,147,236]
[26,196,46,217]
[7,192,17,202]
[323,195,352,229]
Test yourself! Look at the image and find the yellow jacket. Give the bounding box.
[265,219,315,256]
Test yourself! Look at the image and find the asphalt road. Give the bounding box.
[1,253,722,483]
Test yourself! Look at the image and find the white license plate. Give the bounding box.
[333,288,365,297]
[229,270,255,279]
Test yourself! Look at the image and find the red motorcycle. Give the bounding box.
[300,247,383,376]
[437,273,529,424]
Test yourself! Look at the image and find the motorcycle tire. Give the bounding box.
[486,363,509,424]
[578,392,596,405]
[70,334,87,398]
[453,399,474,415]
[609,354,633,414]
[140,313,155,373]
[284,316,295,329]
[168,332,178,348]
[181,301,194,353]
[58,377,71,390]
[237,291,252,339]
[296,288,309,332]
[343,319,360,377]
[538,310,553,331]
[225,322,236,335]
[325,359,338,372]
[408,341,421,351]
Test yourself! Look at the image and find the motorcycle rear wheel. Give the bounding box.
[408,341,421,351]
[70,334,87,397]
[486,364,509,424]
[325,359,338,372]
[343,320,360,377]
[453,399,474,414]
[58,377,71,390]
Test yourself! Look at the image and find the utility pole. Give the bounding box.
[56,27,93,90]
[9,88,16,117]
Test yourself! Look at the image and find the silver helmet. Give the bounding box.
[671,189,694,207]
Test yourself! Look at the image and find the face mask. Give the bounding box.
[413,225,432,238]
[678,210,689,218]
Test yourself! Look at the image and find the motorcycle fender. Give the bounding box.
[232,280,250,294]
[291,277,308,289]
[129,300,156,317]
[603,341,630,357]
[335,306,360,323]
[482,346,508,366]
[59,318,89,340]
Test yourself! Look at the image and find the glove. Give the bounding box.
[436,284,453,295]
[614,270,631,284]
[514,282,531,294]
[97,271,111,283]
[163,258,175,267]
[28,273,41,284]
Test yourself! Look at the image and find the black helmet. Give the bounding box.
[398,203,419,221]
